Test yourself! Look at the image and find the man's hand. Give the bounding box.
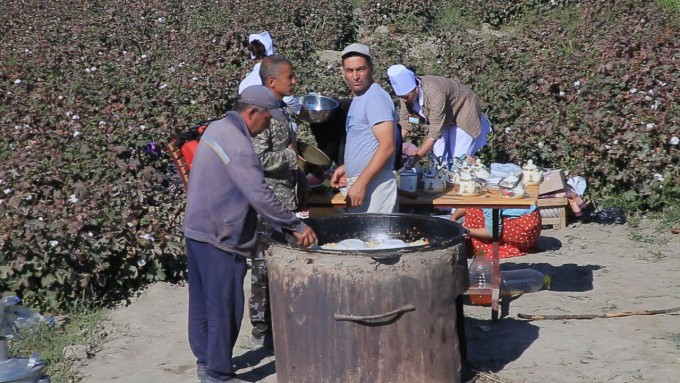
[346,179,368,208]
[293,226,317,248]
[330,165,347,188]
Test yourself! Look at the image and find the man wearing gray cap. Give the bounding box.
[330,43,399,213]
[184,85,317,383]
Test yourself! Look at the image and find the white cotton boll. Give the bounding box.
[73,131,81,137]
[68,194,78,203]
[72,114,80,120]
[38,217,43,221]
[573,80,580,87]
[559,91,565,96]
[99,120,106,126]
[4,189,11,195]
[605,144,611,149]
[25,195,32,201]
[141,233,155,241]
[191,100,197,105]
[49,240,59,247]
[137,258,147,267]
[630,88,638,94]
[653,173,664,182]
[159,83,168,90]
[88,232,93,237]
[140,124,146,130]
[14,79,21,84]
[141,54,148,59]
[645,123,655,131]
[85,68,91,73]
[670,136,679,145]
[505,127,512,133]
[538,142,545,148]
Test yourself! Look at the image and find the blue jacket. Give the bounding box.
[183,111,306,256]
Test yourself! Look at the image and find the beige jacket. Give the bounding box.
[398,75,484,139]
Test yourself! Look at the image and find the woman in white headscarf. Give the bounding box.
[238,31,301,115]
[386,64,492,165]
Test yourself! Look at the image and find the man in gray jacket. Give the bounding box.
[184,85,317,383]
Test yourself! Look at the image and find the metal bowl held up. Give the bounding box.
[300,94,339,123]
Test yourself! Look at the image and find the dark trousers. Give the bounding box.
[187,237,247,381]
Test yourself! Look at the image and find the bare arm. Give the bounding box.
[347,121,395,208]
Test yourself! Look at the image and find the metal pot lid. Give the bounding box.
[0,358,44,383]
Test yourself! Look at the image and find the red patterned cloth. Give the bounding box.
[464,208,542,258]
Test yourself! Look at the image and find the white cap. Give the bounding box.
[387,64,417,96]
[248,31,275,59]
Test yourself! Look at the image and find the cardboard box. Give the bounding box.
[539,169,566,195]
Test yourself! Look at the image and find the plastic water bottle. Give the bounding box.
[468,252,492,305]
[500,269,551,297]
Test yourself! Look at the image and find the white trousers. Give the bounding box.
[433,113,493,161]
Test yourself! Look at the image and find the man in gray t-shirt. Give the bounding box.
[330,43,399,213]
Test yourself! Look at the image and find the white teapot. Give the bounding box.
[471,159,491,179]
[522,159,543,186]
[499,172,526,198]
[457,168,483,196]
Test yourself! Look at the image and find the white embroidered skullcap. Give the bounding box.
[248,31,275,59]
[387,64,417,96]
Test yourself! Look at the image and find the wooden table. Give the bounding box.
[307,185,539,321]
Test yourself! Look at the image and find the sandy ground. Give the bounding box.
[77,220,680,383]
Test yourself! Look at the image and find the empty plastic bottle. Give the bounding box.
[500,269,551,297]
[468,252,493,305]
[1,295,53,337]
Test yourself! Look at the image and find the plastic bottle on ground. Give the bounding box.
[468,251,492,305]
[500,268,551,297]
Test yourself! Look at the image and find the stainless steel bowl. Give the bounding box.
[300,94,339,123]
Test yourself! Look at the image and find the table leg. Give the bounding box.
[491,208,500,321]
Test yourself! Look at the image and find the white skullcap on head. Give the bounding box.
[387,64,417,96]
[248,31,276,59]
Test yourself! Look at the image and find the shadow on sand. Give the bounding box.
[465,262,602,372]
[233,348,275,382]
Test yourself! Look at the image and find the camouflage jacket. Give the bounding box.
[252,110,301,210]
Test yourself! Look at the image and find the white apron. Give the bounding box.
[433,113,493,162]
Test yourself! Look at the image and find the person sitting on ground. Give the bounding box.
[451,206,542,258]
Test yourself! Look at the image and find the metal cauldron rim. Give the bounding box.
[267,213,467,257]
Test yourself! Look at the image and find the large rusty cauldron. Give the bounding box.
[266,213,469,383]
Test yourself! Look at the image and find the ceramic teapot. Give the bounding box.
[522,159,543,185]
[471,159,491,179]
[450,165,472,185]
[422,167,447,193]
[457,168,483,196]
[499,172,527,198]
